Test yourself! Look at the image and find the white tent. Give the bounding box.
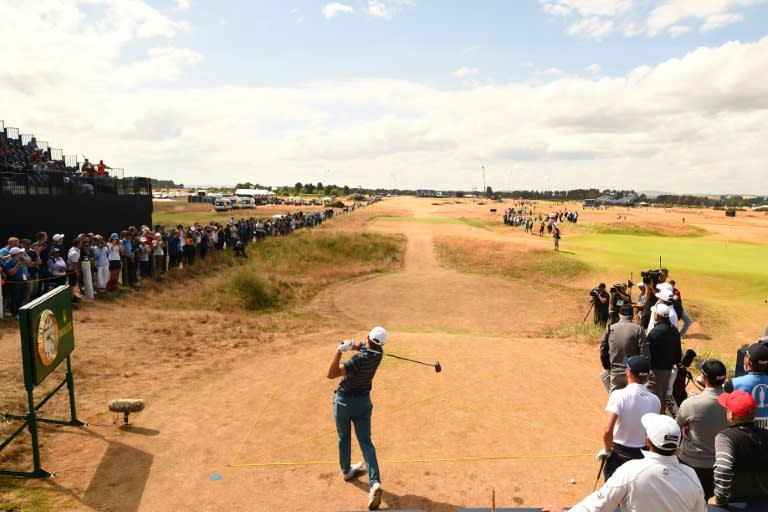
[235,188,276,197]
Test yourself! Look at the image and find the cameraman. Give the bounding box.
[593,283,609,327]
[640,269,667,329]
[609,283,632,325]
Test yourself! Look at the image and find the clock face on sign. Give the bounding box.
[37,309,59,366]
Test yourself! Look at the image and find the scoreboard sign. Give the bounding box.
[19,286,75,389]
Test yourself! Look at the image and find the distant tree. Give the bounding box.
[456,191,464,198]
[294,182,303,193]
[304,183,316,194]
[317,182,323,190]
[485,186,493,198]
[343,185,350,195]
[235,182,253,190]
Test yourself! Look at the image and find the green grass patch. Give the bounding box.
[529,251,592,279]
[152,211,234,227]
[457,217,492,230]
[0,480,56,512]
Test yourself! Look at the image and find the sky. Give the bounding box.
[1,0,767,194]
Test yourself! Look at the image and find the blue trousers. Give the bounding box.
[334,391,380,487]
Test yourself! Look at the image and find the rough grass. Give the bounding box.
[0,479,55,512]
[539,323,605,344]
[434,236,591,281]
[587,222,708,238]
[207,231,405,312]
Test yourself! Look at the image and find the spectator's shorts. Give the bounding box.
[109,260,122,270]
[68,271,78,286]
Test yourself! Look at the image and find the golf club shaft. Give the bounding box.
[593,456,606,492]
[384,352,436,367]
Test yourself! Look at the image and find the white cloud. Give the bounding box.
[586,63,601,73]
[542,0,761,39]
[368,0,390,18]
[321,2,354,19]
[453,66,479,78]
[175,0,191,10]
[366,0,413,19]
[668,24,692,37]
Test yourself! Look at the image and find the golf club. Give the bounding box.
[351,346,441,373]
[593,456,606,492]
[384,352,441,373]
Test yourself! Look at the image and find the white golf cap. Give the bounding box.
[656,282,673,291]
[654,303,671,317]
[368,326,387,346]
[655,289,673,302]
[52,233,65,242]
[642,413,681,449]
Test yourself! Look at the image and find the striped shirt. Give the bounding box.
[337,348,382,395]
[713,422,768,504]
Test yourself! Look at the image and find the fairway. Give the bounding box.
[1,196,767,511]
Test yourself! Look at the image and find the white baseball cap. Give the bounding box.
[654,303,671,318]
[656,282,673,292]
[368,326,388,346]
[9,247,24,255]
[52,233,65,242]
[641,413,681,449]
[655,289,673,302]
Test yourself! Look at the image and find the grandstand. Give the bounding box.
[0,119,152,243]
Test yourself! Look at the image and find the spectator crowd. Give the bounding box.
[1,208,340,320]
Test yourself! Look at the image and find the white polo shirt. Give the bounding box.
[569,451,706,512]
[607,383,661,448]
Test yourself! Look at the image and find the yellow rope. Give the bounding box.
[550,357,605,417]
[229,357,298,466]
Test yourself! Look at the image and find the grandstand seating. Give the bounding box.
[0,119,121,177]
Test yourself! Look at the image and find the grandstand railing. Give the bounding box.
[0,173,151,197]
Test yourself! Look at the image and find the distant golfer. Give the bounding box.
[553,224,561,251]
[327,326,387,510]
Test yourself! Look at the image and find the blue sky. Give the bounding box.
[2,0,768,193]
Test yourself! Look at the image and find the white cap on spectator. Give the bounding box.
[655,289,673,301]
[52,234,64,242]
[9,247,24,255]
[654,303,671,317]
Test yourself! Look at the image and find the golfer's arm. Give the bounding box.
[326,350,346,379]
[603,412,618,451]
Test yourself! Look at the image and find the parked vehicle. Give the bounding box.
[214,198,232,211]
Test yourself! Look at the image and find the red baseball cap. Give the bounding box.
[717,390,756,417]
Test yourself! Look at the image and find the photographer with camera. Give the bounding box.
[609,282,632,325]
[590,283,610,327]
[639,268,667,329]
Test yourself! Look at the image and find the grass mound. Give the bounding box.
[434,237,590,281]
[590,222,707,238]
[223,231,404,312]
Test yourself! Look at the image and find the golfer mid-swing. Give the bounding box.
[327,326,387,510]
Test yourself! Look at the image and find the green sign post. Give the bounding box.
[0,286,84,478]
